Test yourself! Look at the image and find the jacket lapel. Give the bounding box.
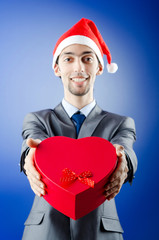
[78,105,107,139]
[53,103,76,138]
[54,103,107,139]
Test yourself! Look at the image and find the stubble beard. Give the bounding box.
[68,82,90,96]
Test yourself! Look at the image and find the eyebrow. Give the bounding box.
[61,51,95,56]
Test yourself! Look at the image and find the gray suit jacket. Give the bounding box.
[21,103,137,240]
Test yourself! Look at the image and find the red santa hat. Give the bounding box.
[52,18,118,73]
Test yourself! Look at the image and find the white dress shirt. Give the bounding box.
[62,98,96,118]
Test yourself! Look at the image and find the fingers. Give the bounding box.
[25,161,46,197]
[104,146,128,201]
[113,144,125,157]
[105,185,120,200]
[26,138,41,148]
[24,145,45,197]
[104,170,128,200]
[104,176,126,200]
[25,149,41,178]
[27,173,45,197]
[109,156,128,183]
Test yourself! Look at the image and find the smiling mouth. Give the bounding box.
[71,77,88,83]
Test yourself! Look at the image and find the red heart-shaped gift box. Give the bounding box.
[34,136,117,220]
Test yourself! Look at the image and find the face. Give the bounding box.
[54,44,103,99]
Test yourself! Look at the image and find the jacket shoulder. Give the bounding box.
[24,109,54,120]
[31,108,53,116]
[100,109,135,130]
[25,103,62,120]
[102,109,134,121]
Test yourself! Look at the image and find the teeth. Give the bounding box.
[72,78,86,82]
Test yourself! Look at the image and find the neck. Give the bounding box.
[64,93,94,109]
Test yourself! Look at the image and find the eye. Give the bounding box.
[64,57,72,62]
[83,57,93,63]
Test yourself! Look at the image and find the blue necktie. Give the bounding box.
[71,111,86,136]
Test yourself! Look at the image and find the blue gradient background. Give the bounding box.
[0,0,158,239]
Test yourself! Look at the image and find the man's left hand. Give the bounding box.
[104,144,128,201]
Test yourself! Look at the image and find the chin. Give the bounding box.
[69,88,90,97]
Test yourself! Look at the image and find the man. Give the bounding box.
[21,18,137,240]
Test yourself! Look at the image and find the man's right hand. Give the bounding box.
[24,138,46,197]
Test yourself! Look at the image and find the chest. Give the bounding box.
[46,114,117,142]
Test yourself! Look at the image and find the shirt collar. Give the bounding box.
[62,98,96,118]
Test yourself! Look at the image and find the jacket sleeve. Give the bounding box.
[20,112,50,173]
[110,116,137,184]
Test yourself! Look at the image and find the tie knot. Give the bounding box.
[72,111,85,125]
[71,111,86,136]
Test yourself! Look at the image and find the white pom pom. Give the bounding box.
[107,63,118,73]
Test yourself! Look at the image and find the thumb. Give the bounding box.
[113,144,124,157]
[26,138,41,148]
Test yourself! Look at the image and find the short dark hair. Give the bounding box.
[56,56,59,64]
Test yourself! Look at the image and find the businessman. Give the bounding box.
[21,18,137,240]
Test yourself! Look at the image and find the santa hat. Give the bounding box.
[52,18,118,73]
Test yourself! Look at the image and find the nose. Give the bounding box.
[74,59,84,73]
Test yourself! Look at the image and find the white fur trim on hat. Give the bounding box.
[107,63,118,73]
[52,35,104,69]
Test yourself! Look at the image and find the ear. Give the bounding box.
[96,64,103,76]
[54,63,61,77]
